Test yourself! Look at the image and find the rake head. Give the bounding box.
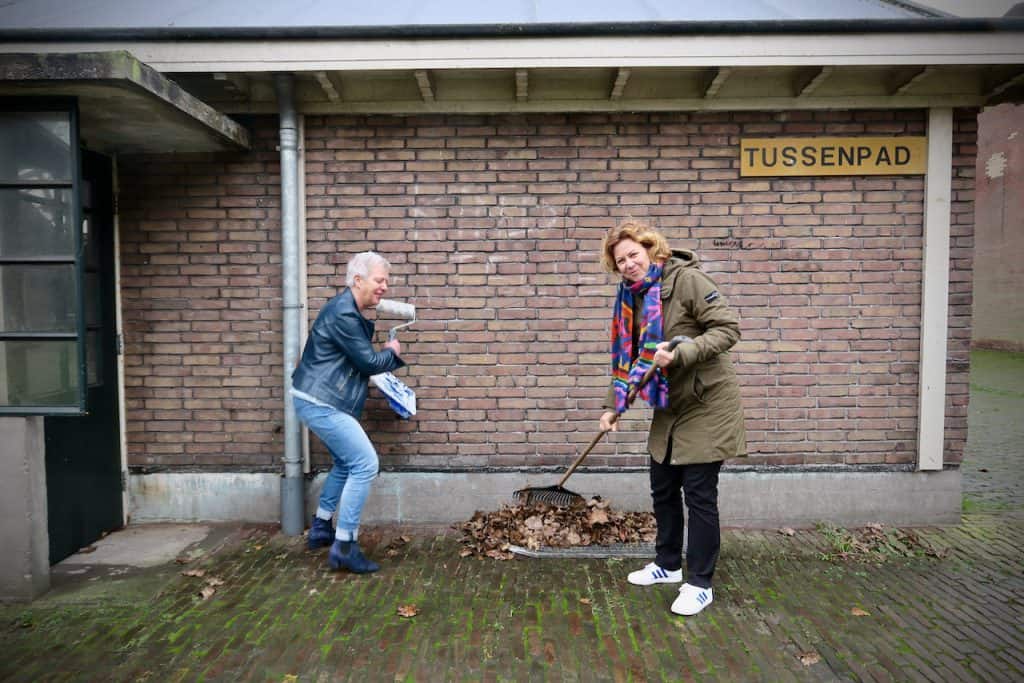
[512,485,585,507]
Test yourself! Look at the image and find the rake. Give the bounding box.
[513,336,689,507]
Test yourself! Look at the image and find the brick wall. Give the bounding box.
[118,109,975,472]
[119,123,284,468]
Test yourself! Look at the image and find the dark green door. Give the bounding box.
[44,151,123,563]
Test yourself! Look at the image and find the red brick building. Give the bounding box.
[1,2,1022,598]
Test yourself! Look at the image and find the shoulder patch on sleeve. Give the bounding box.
[704,290,720,304]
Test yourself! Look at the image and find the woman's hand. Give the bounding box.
[654,340,677,368]
[384,339,402,356]
[600,411,619,433]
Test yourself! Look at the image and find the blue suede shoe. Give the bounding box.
[328,540,380,574]
[307,516,335,550]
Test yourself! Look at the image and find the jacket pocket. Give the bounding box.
[335,365,356,394]
[667,365,698,412]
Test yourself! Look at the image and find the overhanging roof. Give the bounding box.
[0,51,250,153]
[1,2,1022,117]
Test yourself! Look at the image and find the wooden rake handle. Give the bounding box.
[555,335,689,488]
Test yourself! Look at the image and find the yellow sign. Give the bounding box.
[740,137,927,176]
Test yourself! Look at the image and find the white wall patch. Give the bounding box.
[985,151,1008,179]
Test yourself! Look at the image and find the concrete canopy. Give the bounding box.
[0,51,250,153]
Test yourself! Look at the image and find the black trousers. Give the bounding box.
[649,453,723,588]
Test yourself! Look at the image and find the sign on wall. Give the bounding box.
[740,137,927,176]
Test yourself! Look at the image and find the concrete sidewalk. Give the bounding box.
[2,351,1022,682]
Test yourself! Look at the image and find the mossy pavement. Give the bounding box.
[2,351,1022,682]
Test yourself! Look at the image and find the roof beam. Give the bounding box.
[796,66,833,97]
[703,67,732,98]
[987,70,1024,97]
[610,67,631,100]
[891,66,935,95]
[314,70,341,102]
[515,68,528,102]
[414,69,434,102]
[219,94,986,116]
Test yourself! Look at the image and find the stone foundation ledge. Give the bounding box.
[129,468,961,528]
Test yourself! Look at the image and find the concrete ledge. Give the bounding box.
[129,468,962,528]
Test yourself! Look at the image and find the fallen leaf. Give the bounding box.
[851,607,870,617]
[779,527,796,536]
[174,557,191,565]
[78,545,97,555]
[459,549,473,557]
[282,675,298,683]
[579,598,591,605]
[199,586,216,600]
[588,508,610,525]
[797,652,820,666]
[397,604,419,618]
[524,515,545,531]
[308,588,318,596]
[181,569,206,578]
[205,577,225,587]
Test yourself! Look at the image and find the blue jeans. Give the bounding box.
[293,396,379,536]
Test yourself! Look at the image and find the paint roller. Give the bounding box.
[371,298,417,418]
[375,299,416,341]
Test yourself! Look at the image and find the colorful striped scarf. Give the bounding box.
[611,262,669,413]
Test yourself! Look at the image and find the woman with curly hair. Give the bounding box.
[599,221,746,616]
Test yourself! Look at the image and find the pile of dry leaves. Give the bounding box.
[456,497,656,560]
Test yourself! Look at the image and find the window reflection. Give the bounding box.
[0,188,74,258]
[0,112,72,183]
[0,108,81,411]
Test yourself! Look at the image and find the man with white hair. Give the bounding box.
[291,251,405,573]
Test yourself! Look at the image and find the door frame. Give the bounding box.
[112,154,128,526]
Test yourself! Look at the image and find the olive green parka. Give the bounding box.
[607,249,747,465]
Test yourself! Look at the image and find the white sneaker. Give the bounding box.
[627,562,683,586]
[671,583,713,616]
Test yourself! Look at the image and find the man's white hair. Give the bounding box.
[345,251,391,288]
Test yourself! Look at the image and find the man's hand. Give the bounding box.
[384,339,402,356]
[599,411,619,433]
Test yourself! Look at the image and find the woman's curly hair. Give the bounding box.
[599,220,671,273]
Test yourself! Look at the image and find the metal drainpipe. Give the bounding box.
[276,73,304,536]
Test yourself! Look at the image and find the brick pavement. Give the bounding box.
[1,350,1022,682]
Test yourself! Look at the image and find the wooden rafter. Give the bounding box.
[414,70,435,102]
[988,70,1024,98]
[797,66,833,97]
[703,67,732,98]
[515,69,528,102]
[892,66,935,96]
[314,71,341,102]
[610,67,631,100]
